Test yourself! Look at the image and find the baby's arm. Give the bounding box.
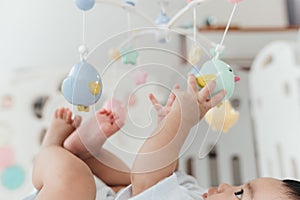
[130,75,225,196]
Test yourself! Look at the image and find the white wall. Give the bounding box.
[0,0,288,70]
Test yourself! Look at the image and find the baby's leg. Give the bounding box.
[63,109,124,159]
[63,109,130,189]
[33,108,96,200]
[33,147,96,200]
[84,148,131,189]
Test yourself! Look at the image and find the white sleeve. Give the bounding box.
[175,171,206,200]
[22,188,38,200]
[115,172,203,200]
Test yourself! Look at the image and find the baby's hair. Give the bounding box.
[282,179,300,199]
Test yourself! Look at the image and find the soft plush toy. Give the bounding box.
[75,0,95,11]
[61,61,102,112]
[108,48,122,61]
[188,45,202,65]
[196,58,240,100]
[204,100,239,132]
[132,69,148,85]
[121,47,139,65]
[194,58,240,132]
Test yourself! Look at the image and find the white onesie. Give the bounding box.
[115,171,205,200]
[22,171,205,200]
[22,176,117,200]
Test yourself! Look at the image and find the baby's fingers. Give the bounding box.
[149,93,159,106]
[187,75,198,94]
[198,80,216,102]
[209,90,226,108]
[166,84,180,107]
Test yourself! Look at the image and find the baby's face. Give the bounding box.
[203,178,285,200]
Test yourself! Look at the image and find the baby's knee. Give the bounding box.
[34,146,96,196]
[56,150,96,198]
[57,170,96,199]
[48,147,94,180]
[35,147,95,187]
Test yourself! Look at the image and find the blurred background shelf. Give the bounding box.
[198,26,299,68]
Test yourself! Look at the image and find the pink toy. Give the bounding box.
[0,147,14,169]
[228,0,243,3]
[132,69,148,85]
[102,98,127,123]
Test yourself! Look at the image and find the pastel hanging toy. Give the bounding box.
[121,47,139,65]
[75,0,95,11]
[204,100,239,132]
[61,60,102,112]
[132,69,148,85]
[195,0,242,100]
[155,11,170,25]
[108,48,121,61]
[155,0,170,24]
[200,0,242,132]
[61,5,102,112]
[197,57,240,99]
[188,44,201,65]
[155,0,171,43]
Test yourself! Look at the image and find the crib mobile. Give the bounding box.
[61,0,242,131]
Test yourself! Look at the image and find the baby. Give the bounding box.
[25,75,300,200]
[25,81,179,199]
[116,75,300,200]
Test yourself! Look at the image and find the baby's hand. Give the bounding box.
[149,84,180,123]
[172,75,226,127]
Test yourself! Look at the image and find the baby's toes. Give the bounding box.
[62,109,68,120]
[73,115,82,128]
[109,114,114,120]
[65,110,73,123]
[99,109,107,115]
[56,108,64,119]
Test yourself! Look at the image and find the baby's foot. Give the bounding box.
[63,108,125,159]
[41,108,82,147]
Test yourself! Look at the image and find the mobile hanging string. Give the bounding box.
[215,2,239,59]
[78,11,89,62]
[193,7,197,42]
[62,0,103,112]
